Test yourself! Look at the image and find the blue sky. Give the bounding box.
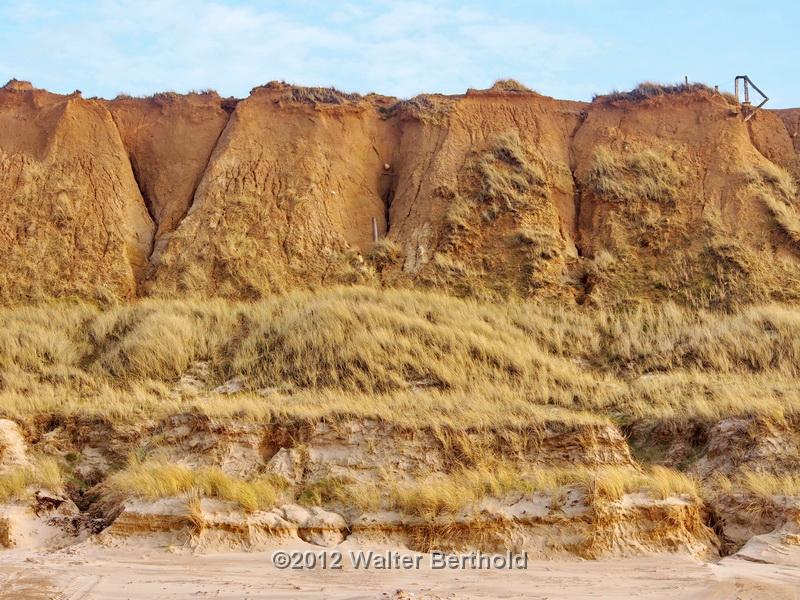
[1,0,797,107]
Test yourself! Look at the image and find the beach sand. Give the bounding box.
[1,536,798,600]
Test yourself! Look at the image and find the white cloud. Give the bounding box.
[0,0,601,99]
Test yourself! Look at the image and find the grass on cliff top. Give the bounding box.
[594,81,736,104]
[469,79,535,94]
[1,287,800,426]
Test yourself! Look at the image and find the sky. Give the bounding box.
[0,0,798,107]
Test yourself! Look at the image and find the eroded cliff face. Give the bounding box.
[573,93,800,305]
[0,80,153,303]
[776,108,800,156]
[1,79,798,305]
[106,92,232,260]
[144,83,399,297]
[381,89,583,300]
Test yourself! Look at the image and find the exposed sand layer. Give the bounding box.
[1,402,798,564]
[0,539,798,599]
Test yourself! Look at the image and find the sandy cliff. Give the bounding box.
[0,79,798,305]
[107,91,232,260]
[0,80,153,303]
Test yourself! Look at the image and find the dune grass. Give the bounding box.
[753,162,800,245]
[0,457,63,502]
[384,463,700,519]
[1,288,800,428]
[587,144,687,205]
[2,288,797,520]
[738,471,800,499]
[107,458,288,512]
[704,470,800,517]
[297,475,382,512]
[106,457,699,519]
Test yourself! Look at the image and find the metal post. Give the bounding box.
[372,217,379,242]
[744,80,750,104]
[735,78,740,103]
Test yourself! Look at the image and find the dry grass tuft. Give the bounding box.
[587,145,687,205]
[753,162,800,245]
[476,131,548,212]
[107,458,287,512]
[388,463,699,519]
[593,81,732,104]
[0,456,64,502]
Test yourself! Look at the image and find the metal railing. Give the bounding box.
[734,75,769,121]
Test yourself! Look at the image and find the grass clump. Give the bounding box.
[752,162,800,245]
[297,476,382,512]
[0,457,64,502]
[739,471,800,498]
[108,459,194,499]
[594,81,730,103]
[513,229,562,259]
[587,145,687,205]
[391,463,525,518]
[559,465,698,503]
[297,476,352,506]
[475,131,548,212]
[388,463,700,519]
[107,458,287,512]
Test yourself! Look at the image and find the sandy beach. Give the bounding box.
[1,537,799,600]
